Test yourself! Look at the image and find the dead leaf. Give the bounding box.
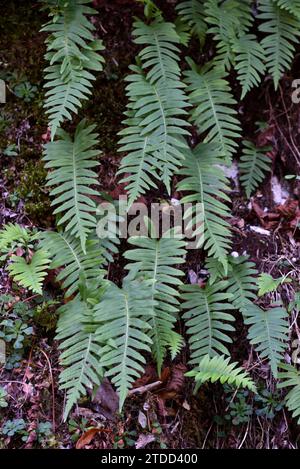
[135,433,156,449]
[76,428,109,449]
[92,378,119,418]
[138,411,147,429]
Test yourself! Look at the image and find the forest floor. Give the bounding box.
[0,0,300,449]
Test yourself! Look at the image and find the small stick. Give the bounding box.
[129,380,162,395]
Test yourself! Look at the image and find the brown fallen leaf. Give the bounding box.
[76,427,111,449]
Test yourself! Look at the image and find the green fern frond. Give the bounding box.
[8,250,50,294]
[42,231,104,298]
[186,354,257,392]
[204,0,253,69]
[233,35,266,99]
[42,0,105,138]
[0,223,31,251]
[43,120,100,253]
[274,0,300,18]
[278,364,300,424]
[181,281,235,364]
[184,61,241,162]
[168,331,185,361]
[226,255,258,313]
[258,0,300,89]
[118,17,190,202]
[56,297,104,420]
[124,233,186,373]
[244,304,289,378]
[205,257,226,285]
[94,279,155,410]
[176,0,207,47]
[133,18,182,85]
[118,65,189,202]
[239,141,272,199]
[178,143,232,271]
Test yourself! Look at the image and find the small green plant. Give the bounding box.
[14,81,37,102]
[225,390,253,426]
[0,318,33,349]
[1,419,27,439]
[36,422,53,445]
[2,144,18,157]
[257,273,292,296]
[68,418,89,443]
[254,389,284,419]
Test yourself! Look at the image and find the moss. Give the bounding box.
[17,160,52,225]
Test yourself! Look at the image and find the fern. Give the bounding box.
[258,0,300,89]
[204,0,253,69]
[43,120,100,253]
[233,35,266,99]
[278,364,300,424]
[181,281,235,364]
[94,279,155,410]
[239,141,272,199]
[8,250,50,295]
[118,18,190,202]
[56,297,104,420]
[205,257,226,285]
[178,143,232,271]
[226,255,258,313]
[257,273,291,297]
[0,223,31,251]
[41,231,104,298]
[42,0,105,138]
[184,61,241,162]
[175,0,207,47]
[244,304,289,378]
[186,354,257,392]
[274,0,300,18]
[124,231,186,373]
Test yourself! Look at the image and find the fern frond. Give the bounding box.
[258,0,300,89]
[94,280,154,410]
[56,297,104,420]
[8,250,50,294]
[178,143,232,271]
[41,231,104,298]
[243,304,289,378]
[184,61,241,161]
[204,0,253,69]
[133,18,181,85]
[278,364,300,424]
[186,354,257,392]
[118,65,189,201]
[274,0,300,18]
[176,0,207,47]
[43,120,100,253]
[118,17,190,202]
[205,257,226,285]
[239,141,272,199]
[42,0,105,138]
[0,223,31,251]
[124,233,186,373]
[181,281,235,364]
[233,35,266,99]
[226,255,258,312]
